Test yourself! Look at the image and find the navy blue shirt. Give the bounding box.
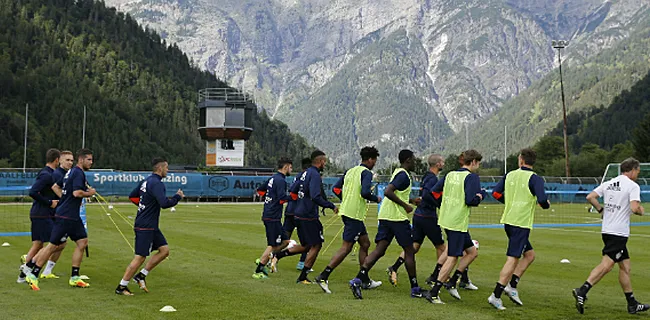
[391,171,411,191]
[29,166,57,219]
[292,166,335,219]
[332,164,378,202]
[432,168,487,207]
[415,171,439,218]
[285,175,302,215]
[129,174,181,230]
[52,167,67,190]
[55,166,88,221]
[262,172,291,221]
[492,167,550,209]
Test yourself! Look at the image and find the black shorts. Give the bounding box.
[31,218,54,242]
[445,229,474,257]
[375,220,413,248]
[264,221,288,246]
[602,234,629,262]
[283,214,298,237]
[341,216,368,243]
[296,219,324,246]
[412,215,444,246]
[504,224,533,258]
[134,229,168,257]
[49,218,86,245]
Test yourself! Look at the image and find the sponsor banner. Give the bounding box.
[215,140,244,167]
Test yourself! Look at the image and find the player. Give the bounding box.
[116,158,184,295]
[291,150,338,284]
[572,158,649,315]
[349,150,431,301]
[314,146,383,293]
[252,158,293,279]
[17,149,65,283]
[428,149,486,304]
[487,148,550,310]
[23,149,96,290]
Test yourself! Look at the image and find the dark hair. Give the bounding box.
[398,149,414,164]
[620,157,641,173]
[520,148,536,166]
[459,149,482,165]
[360,146,380,161]
[76,148,93,160]
[45,148,61,163]
[311,150,326,162]
[152,157,167,169]
[301,157,312,170]
[277,157,293,169]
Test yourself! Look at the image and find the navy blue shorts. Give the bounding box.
[264,220,288,247]
[31,218,54,242]
[49,218,87,245]
[445,229,474,257]
[375,220,413,248]
[283,214,298,237]
[134,229,168,257]
[504,224,533,258]
[296,219,323,246]
[412,215,444,246]
[341,216,367,243]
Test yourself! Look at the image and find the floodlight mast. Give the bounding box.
[552,40,571,178]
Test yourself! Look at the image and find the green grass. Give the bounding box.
[2,203,650,319]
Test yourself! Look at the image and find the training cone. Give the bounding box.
[108,205,114,209]
[160,306,177,312]
[560,259,570,264]
[170,207,176,212]
[1,242,10,247]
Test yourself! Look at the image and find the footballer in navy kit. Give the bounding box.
[116,157,184,295]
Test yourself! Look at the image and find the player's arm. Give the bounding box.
[72,173,95,198]
[630,185,644,216]
[29,173,55,207]
[491,175,506,204]
[309,173,336,210]
[332,173,345,200]
[128,182,141,205]
[256,178,269,198]
[430,176,446,207]
[586,191,603,214]
[289,178,300,200]
[360,170,380,203]
[152,182,183,209]
[420,176,437,207]
[277,179,291,204]
[51,183,62,198]
[464,174,484,206]
[384,172,413,213]
[530,174,550,209]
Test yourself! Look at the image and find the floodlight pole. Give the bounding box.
[553,40,571,178]
[23,103,28,173]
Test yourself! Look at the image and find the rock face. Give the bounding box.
[105,0,650,166]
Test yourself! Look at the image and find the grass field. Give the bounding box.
[2,203,650,319]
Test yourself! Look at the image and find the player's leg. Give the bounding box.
[67,219,89,288]
[618,259,649,314]
[40,241,66,278]
[429,229,463,303]
[297,220,323,283]
[23,219,68,290]
[389,217,423,279]
[283,215,306,270]
[133,230,170,291]
[316,217,356,286]
[444,232,477,300]
[349,239,389,299]
[116,229,153,295]
[19,218,46,282]
[573,235,619,314]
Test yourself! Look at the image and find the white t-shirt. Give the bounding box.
[595,175,641,237]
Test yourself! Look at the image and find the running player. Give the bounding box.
[17,149,64,283]
[487,148,550,310]
[428,150,486,304]
[572,158,649,315]
[349,150,432,301]
[291,150,338,284]
[23,149,96,290]
[116,158,184,295]
[314,146,383,293]
[252,158,293,279]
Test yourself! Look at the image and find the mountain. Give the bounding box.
[103,0,650,166]
[442,8,650,159]
[0,0,313,170]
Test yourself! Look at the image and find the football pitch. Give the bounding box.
[2,203,650,319]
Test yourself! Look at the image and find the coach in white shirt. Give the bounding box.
[572,158,648,315]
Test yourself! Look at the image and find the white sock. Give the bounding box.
[120,279,129,286]
[140,268,149,276]
[42,260,56,275]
